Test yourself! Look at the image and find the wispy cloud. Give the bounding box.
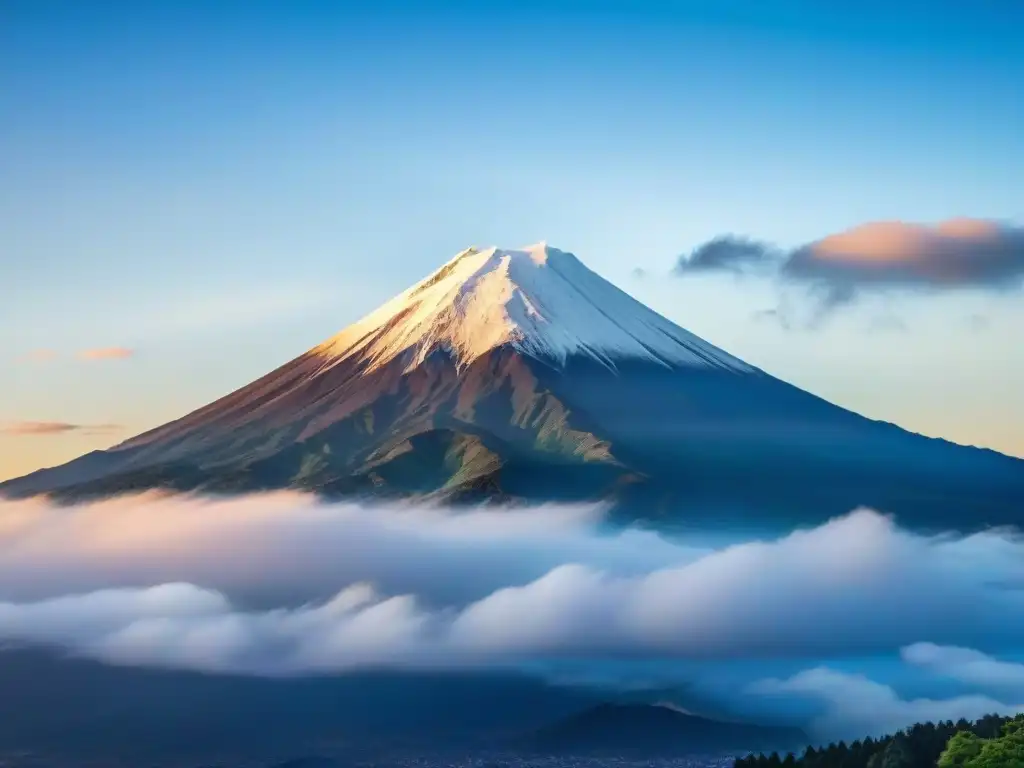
[674,218,1024,325]
[1,421,122,437]
[2,422,80,436]
[77,347,135,361]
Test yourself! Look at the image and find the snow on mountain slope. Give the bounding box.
[314,242,754,374]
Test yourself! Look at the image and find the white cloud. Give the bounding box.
[902,642,1024,690]
[0,494,1023,682]
[749,666,1024,740]
[0,492,689,607]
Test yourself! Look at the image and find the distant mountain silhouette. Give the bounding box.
[524,702,807,757]
[268,759,344,768]
[0,648,598,762]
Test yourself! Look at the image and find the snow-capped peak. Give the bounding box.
[315,243,753,373]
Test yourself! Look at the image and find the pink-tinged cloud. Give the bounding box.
[675,217,1024,323]
[2,422,123,436]
[678,218,1024,288]
[77,347,135,361]
[787,218,1024,286]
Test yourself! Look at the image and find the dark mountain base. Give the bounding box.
[4,353,1022,533]
[0,648,597,763]
[0,650,805,765]
[525,703,807,758]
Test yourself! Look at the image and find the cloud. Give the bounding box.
[902,643,1024,691]
[1,422,122,437]
[675,218,1024,322]
[749,666,1024,741]
[784,219,1024,289]
[675,236,780,275]
[0,495,1023,682]
[0,493,691,609]
[2,422,80,436]
[77,347,134,361]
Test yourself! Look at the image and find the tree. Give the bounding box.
[965,734,1024,767]
[1001,715,1024,737]
[938,731,983,768]
[938,714,1024,768]
[878,734,913,768]
[731,714,1019,768]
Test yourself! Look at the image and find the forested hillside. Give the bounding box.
[735,714,1016,768]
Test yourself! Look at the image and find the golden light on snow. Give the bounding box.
[312,242,750,374]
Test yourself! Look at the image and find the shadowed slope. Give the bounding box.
[525,703,807,756]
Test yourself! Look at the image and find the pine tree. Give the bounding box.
[879,735,913,768]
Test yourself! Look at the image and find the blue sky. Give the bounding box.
[2,0,1022,480]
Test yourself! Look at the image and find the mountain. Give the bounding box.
[3,242,1022,529]
[0,648,801,762]
[0,647,602,761]
[523,702,806,757]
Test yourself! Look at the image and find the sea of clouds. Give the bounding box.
[0,491,1022,739]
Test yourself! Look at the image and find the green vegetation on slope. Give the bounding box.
[937,716,1024,768]
[735,714,1017,768]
